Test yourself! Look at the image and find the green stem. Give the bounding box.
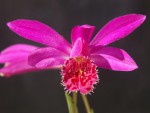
[81,94,91,113]
[65,92,73,113]
[73,92,78,113]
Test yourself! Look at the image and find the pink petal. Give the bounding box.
[70,38,82,57]
[91,46,138,71]
[0,59,41,77]
[34,57,65,69]
[71,25,95,45]
[28,47,67,69]
[0,44,40,77]
[90,14,146,46]
[0,44,38,63]
[7,19,71,54]
[1,44,37,54]
[0,52,29,63]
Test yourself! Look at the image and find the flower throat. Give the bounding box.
[61,56,99,94]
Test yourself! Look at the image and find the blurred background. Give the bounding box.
[0,0,149,113]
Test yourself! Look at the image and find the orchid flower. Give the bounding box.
[0,14,146,94]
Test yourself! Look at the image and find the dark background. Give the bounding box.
[0,0,149,113]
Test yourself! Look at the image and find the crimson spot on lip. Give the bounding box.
[61,56,99,94]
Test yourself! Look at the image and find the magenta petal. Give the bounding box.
[91,46,138,71]
[91,14,146,46]
[0,44,38,63]
[28,47,67,69]
[71,25,95,45]
[0,52,29,63]
[1,44,37,54]
[7,19,71,54]
[70,38,82,57]
[35,58,65,69]
[0,59,40,77]
[0,44,40,77]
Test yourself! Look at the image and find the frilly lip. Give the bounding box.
[61,56,98,94]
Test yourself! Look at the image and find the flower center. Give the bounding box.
[61,56,99,94]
